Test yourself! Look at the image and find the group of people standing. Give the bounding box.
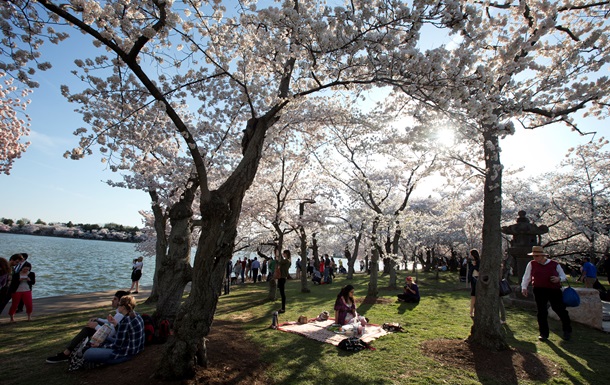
[232,256,266,284]
[0,252,35,322]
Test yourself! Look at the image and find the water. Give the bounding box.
[0,233,153,299]
[0,233,374,299]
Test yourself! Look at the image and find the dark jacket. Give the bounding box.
[9,271,35,293]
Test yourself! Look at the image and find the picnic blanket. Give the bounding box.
[277,319,389,346]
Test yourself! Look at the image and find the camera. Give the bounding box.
[133,258,138,263]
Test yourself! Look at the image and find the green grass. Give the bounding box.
[1,272,608,385]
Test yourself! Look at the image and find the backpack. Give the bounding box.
[382,322,404,332]
[141,314,156,345]
[156,319,171,344]
[338,337,370,352]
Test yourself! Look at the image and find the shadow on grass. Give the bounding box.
[545,335,603,384]
[396,301,419,314]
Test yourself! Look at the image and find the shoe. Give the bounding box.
[278,309,285,314]
[133,291,139,294]
[46,352,70,364]
[538,335,548,341]
[563,332,572,341]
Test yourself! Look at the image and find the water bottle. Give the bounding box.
[270,311,279,329]
[91,323,112,345]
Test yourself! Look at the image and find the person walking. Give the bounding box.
[277,250,291,313]
[521,246,572,341]
[580,257,597,288]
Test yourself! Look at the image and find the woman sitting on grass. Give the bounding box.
[334,284,367,326]
[83,295,145,366]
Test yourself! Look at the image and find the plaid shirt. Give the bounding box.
[103,312,145,359]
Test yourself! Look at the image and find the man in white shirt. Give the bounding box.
[521,246,572,341]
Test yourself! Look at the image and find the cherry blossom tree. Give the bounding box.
[316,107,440,294]
[387,1,610,350]
[0,72,31,174]
[548,138,610,258]
[1,0,466,378]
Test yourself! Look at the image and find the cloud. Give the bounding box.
[28,130,72,154]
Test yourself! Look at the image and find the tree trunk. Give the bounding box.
[387,229,400,289]
[346,233,361,280]
[156,189,243,378]
[367,245,380,297]
[298,227,310,293]
[367,220,380,297]
[468,128,508,350]
[146,190,168,303]
[388,259,398,289]
[156,112,273,379]
[153,194,195,321]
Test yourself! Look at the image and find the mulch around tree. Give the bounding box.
[74,319,268,385]
[420,339,562,384]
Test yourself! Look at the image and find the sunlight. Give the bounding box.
[436,128,455,147]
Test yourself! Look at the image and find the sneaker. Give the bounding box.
[563,332,572,341]
[537,335,548,342]
[278,309,285,314]
[46,352,70,364]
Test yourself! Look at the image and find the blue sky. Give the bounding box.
[0,16,606,228]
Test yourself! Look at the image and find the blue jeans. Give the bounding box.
[83,348,132,365]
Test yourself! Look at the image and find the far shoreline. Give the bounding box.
[0,230,143,244]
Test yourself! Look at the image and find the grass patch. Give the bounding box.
[1,272,607,385]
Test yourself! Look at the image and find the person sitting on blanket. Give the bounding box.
[397,276,420,303]
[312,269,322,285]
[334,284,367,326]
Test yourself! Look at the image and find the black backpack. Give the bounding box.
[338,337,370,352]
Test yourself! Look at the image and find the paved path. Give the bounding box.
[1,286,152,320]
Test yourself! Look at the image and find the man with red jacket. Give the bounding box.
[521,246,572,341]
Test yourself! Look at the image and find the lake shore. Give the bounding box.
[0,285,153,320]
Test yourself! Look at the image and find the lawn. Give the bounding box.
[1,271,607,385]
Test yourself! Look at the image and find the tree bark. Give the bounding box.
[146,190,168,303]
[156,191,240,378]
[153,189,195,321]
[346,233,361,280]
[156,112,274,379]
[298,227,310,293]
[468,128,508,350]
[387,229,400,289]
[367,219,380,297]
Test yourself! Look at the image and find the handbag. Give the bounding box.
[562,281,580,307]
[67,337,90,372]
[499,279,512,297]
